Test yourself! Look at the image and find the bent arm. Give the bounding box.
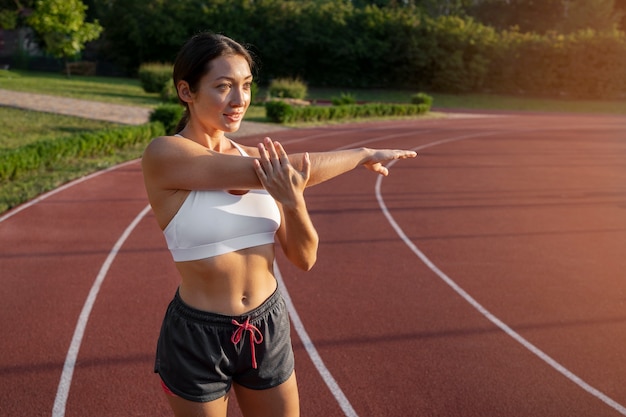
[275,199,319,271]
[254,147,318,270]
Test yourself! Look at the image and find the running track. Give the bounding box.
[1,112,626,417]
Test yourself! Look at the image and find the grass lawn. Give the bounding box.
[0,107,121,149]
[0,69,162,107]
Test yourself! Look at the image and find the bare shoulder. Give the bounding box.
[144,135,200,158]
[233,141,260,158]
[142,136,210,172]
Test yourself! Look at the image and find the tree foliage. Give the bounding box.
[12,0,626,99]
[26,0,103,67]
[467,0,622,34]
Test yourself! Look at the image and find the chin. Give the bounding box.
[223,122,242,133]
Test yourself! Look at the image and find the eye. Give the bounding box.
[217,83,231,91]
[243,82,252,90]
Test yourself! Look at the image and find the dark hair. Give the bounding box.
[173,33,255,133]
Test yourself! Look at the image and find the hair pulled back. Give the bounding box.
[172,33,255,133]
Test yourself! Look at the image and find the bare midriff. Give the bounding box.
[174,243,278,316]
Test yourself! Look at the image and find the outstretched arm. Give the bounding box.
[142,135,417,194]
[251,138,417,270]
[258,137,417,187]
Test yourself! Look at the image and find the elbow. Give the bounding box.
[292,238,318,271]
[298,253,317,272]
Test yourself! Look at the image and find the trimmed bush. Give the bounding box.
[268,77,308,99]
[265,101,430,124]
[160,81,178,103]
[265,100,295,124]
[331,92,357,106]
[410,92,434,107]
[138,62,173,94]
[0,123,164,181]
[149,104,184,135]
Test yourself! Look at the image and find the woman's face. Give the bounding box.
[187,54,252,134]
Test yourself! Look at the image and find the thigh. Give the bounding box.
[233,371,299,417]
[166,391,230,417]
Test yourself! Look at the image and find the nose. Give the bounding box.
[230,86,249,108]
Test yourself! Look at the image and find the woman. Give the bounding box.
[141,32,417,417]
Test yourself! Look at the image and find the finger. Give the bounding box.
[274,141,290,166]
[265,137,280,166]
[257,141,268,161]
[253,159,268,184]
[375,162,389,176]
[257,142,273,171]
[302,152,311,183]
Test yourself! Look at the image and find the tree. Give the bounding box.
[561,0,622,33]
[27,0,102,75]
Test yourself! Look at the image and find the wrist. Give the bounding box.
[357,147,373,166]
[281,194,307,212]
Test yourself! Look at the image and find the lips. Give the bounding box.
[225,112,244,122]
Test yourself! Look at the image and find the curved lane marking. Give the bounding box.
[375,133,626,415]
[0,159,139,224]
[274,265,359,417]
[52,204,152,417]
[22,121,622,416]
[272,129,490,417]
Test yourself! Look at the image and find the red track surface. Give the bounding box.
[2,112,626,417]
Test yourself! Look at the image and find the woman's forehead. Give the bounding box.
[206,55,252,80]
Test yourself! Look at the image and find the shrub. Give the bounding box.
[331,92,357,106]
[410,92,433,107]
[138,62,173,94]
[265,100,294,123]
[0,123,164,181]
[268,77,308,99]
[160,81,178,103]
[485,28,626,99]
[265,101,430,124]
[250,81,259,103]
[149,104,184,135]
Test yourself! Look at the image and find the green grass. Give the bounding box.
[0,142,147,214]
[0,107,121,149]
[0,69,162,107]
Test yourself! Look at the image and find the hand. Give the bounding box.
[254,137,311,207]
[362,148,418,176]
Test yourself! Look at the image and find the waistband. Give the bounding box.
[170,286,282,327]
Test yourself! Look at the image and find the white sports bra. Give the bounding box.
[163,140,281,262]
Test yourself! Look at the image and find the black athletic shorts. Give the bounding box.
[154,287,295,402]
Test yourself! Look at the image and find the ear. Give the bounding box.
[177,80,193,103]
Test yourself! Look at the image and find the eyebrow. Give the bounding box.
[213,74,253,82]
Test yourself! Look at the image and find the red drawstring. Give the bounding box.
[231,317,263,369]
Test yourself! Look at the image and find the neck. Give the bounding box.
[179,124,227,151]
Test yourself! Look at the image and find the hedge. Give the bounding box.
[0,122,164,181]
[100,0,626,99]
[265,101,431,124]
[485,28,626,99]
[138,62,173,94]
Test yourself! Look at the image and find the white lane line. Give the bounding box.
[52,204,152,417]
[271,130,489,417]
[0,159,139,224]
[274,264,359,417]
[375,136,626,415]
